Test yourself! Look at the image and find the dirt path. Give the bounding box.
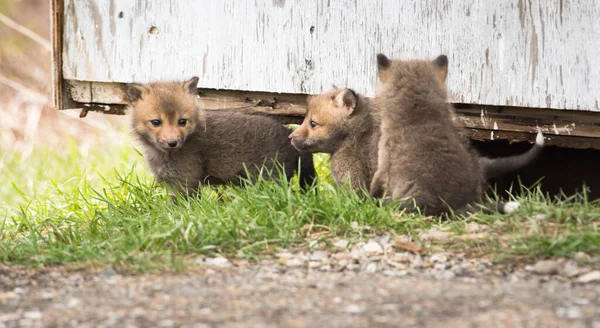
[2,255,600,328]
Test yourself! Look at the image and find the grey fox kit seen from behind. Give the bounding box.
[370,54,541,215]
[125,77,315,196]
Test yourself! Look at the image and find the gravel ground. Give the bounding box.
[2,235,600,327]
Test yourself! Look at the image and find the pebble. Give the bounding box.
[434,263,448,270]
[364,263,377,273]
[556,306,583,319]
[334,239,349,248]
[23,311,42,320]
[362,241,383,255]
[411,255,424,269]
[560,260,580,278]
[280,258,304,267]
[576,271,600,284]
[203,257,232,267]
[574,252,591,264]
[345,304,365,314]
[430,253,448,263]
[310,251,329,261]
[530,260,559,275]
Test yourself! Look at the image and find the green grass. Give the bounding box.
[1,137,599,271]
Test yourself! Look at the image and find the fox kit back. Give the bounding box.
[125,77,315,195]
[289,88,379,191]
[370,54,483,215]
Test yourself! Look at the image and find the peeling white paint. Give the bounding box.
[62,0,600,111]
[493,122,499,130]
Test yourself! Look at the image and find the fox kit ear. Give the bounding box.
[432,55,449,82]
[376,53,392,82]
[125,84,144,104]
[183,76,199,95]
[333,89,357,115]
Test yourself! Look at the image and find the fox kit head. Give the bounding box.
[376,53,449,97]
[289,88,359,153]
[125,77,202,152]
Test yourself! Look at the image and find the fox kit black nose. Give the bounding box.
[167,140,178,148]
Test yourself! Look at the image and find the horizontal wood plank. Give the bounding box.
[65,80,600,149]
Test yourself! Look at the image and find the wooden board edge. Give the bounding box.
[51,0,63,110]
[63,79,600,149]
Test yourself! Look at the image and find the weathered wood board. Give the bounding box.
[62,0,600,112]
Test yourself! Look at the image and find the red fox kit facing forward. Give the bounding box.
[126,77,316,195]
[290,87,543,198]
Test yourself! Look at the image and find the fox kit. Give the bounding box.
[369,54,534,215]
[125,77,315,195]
[290,87,543,198]
[289,88,379,191]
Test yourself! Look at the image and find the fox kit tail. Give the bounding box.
[480,130,544,180]
[298,153,317,191]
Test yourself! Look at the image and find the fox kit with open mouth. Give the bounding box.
[126,77,315,196]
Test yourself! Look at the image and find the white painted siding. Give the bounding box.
[62,0,600,111]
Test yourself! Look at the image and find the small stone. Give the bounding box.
[393,252,414,263]
[430,253,448,263]
[375,235,391,245]
[308,261,323,269]
[334,239,349,249]
[576,270,600,283]
[0,313,20,322]
[434,263,448,270]
[557,306,583,319]
[383,270,408,277]
[204,257,232,267]
[308,240,319,248]
[23,311,43,320]
[345,304,365,314]
[158,319,176,328]
[533,214,547,220]
[333,296,342,304]
[574,252,591,264]
[411,255,424,269]
[364,263,377,273]
[104,268,118,276]
[530,260,559,275]
[280,258,304,267]
[275,252,294,259]
[560,260,580,278]
[310,251,329,262]
[67,298,81,308]
[362,241,383,255]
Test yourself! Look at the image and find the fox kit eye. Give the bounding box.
[150,119,162,127]
[178,118,188,126]
[310,120,319,128]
